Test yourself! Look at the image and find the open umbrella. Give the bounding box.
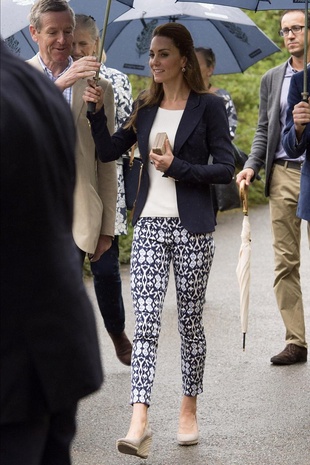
[1,0,133,60]
[177,0,309,99]
[236,180,251,351]
[103,0,280,76]
[176,0,308,11]
[1,0,33,40]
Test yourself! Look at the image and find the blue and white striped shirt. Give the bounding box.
[37,54,73,106]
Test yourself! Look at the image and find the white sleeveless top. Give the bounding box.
[141,107,183,218]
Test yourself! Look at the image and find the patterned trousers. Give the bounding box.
[130,217,215,406]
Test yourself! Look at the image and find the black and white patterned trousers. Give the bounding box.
[130,217,215,406]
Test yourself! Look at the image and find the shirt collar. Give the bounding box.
[288,57,310,74]
[37,54,73,80]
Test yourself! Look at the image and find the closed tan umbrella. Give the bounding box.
[236,180,251,351]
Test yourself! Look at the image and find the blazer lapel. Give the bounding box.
[71,79,87,125]
[174,92,204,155]
[137,105,158,159]
[27,55,43,73]
[27,55,86,125]
[271,63,287,114]
[137,92,205,158]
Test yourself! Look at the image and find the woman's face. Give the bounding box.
[149,35,187,84]
[195,51,213,82]
[72,27,97,60]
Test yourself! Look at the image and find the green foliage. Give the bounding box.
[83,255,92,278]
[208,10,288,154]
[129,75,152,98]
[119,222,134,264]
[117,10,288,264]
[119,212,134,263]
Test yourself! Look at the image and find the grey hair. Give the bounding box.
[194,47,216,69]
[29,0,75,31]
[75,14,99,41]
[75,14,107,62]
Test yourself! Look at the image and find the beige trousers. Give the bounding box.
[269,163,307,348]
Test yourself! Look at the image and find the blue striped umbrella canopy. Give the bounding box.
[103,0,280,76]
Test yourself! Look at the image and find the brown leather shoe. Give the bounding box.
[108,331,132,366]
[270,344,307,365]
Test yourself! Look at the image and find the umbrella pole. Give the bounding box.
[243,333,246,352]
[302,0,309,102]
[87,0,112,113]
[97,0,113,64]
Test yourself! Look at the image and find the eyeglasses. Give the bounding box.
[279,25,305,37]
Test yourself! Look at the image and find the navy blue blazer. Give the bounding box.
[89,91,235,233]
[283,69,310,222]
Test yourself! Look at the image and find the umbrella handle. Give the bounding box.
[87,101,96,113]
[87,74,100,114]
[239,179,248,215]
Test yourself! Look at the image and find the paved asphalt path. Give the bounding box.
[72,204,310,465]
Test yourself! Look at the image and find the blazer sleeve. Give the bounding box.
[243,71,271,177]
[97,80,117,236]
[88,105,137,162]
[282,72,310,158]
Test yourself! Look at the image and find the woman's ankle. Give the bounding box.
[178,395,197,433]
[126,403,148,438]
[180,395,197,415]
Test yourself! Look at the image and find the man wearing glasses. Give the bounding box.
[237,10,309,365]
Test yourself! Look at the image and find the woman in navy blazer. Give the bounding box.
[85,23,234,459]
[283,68,310,230]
